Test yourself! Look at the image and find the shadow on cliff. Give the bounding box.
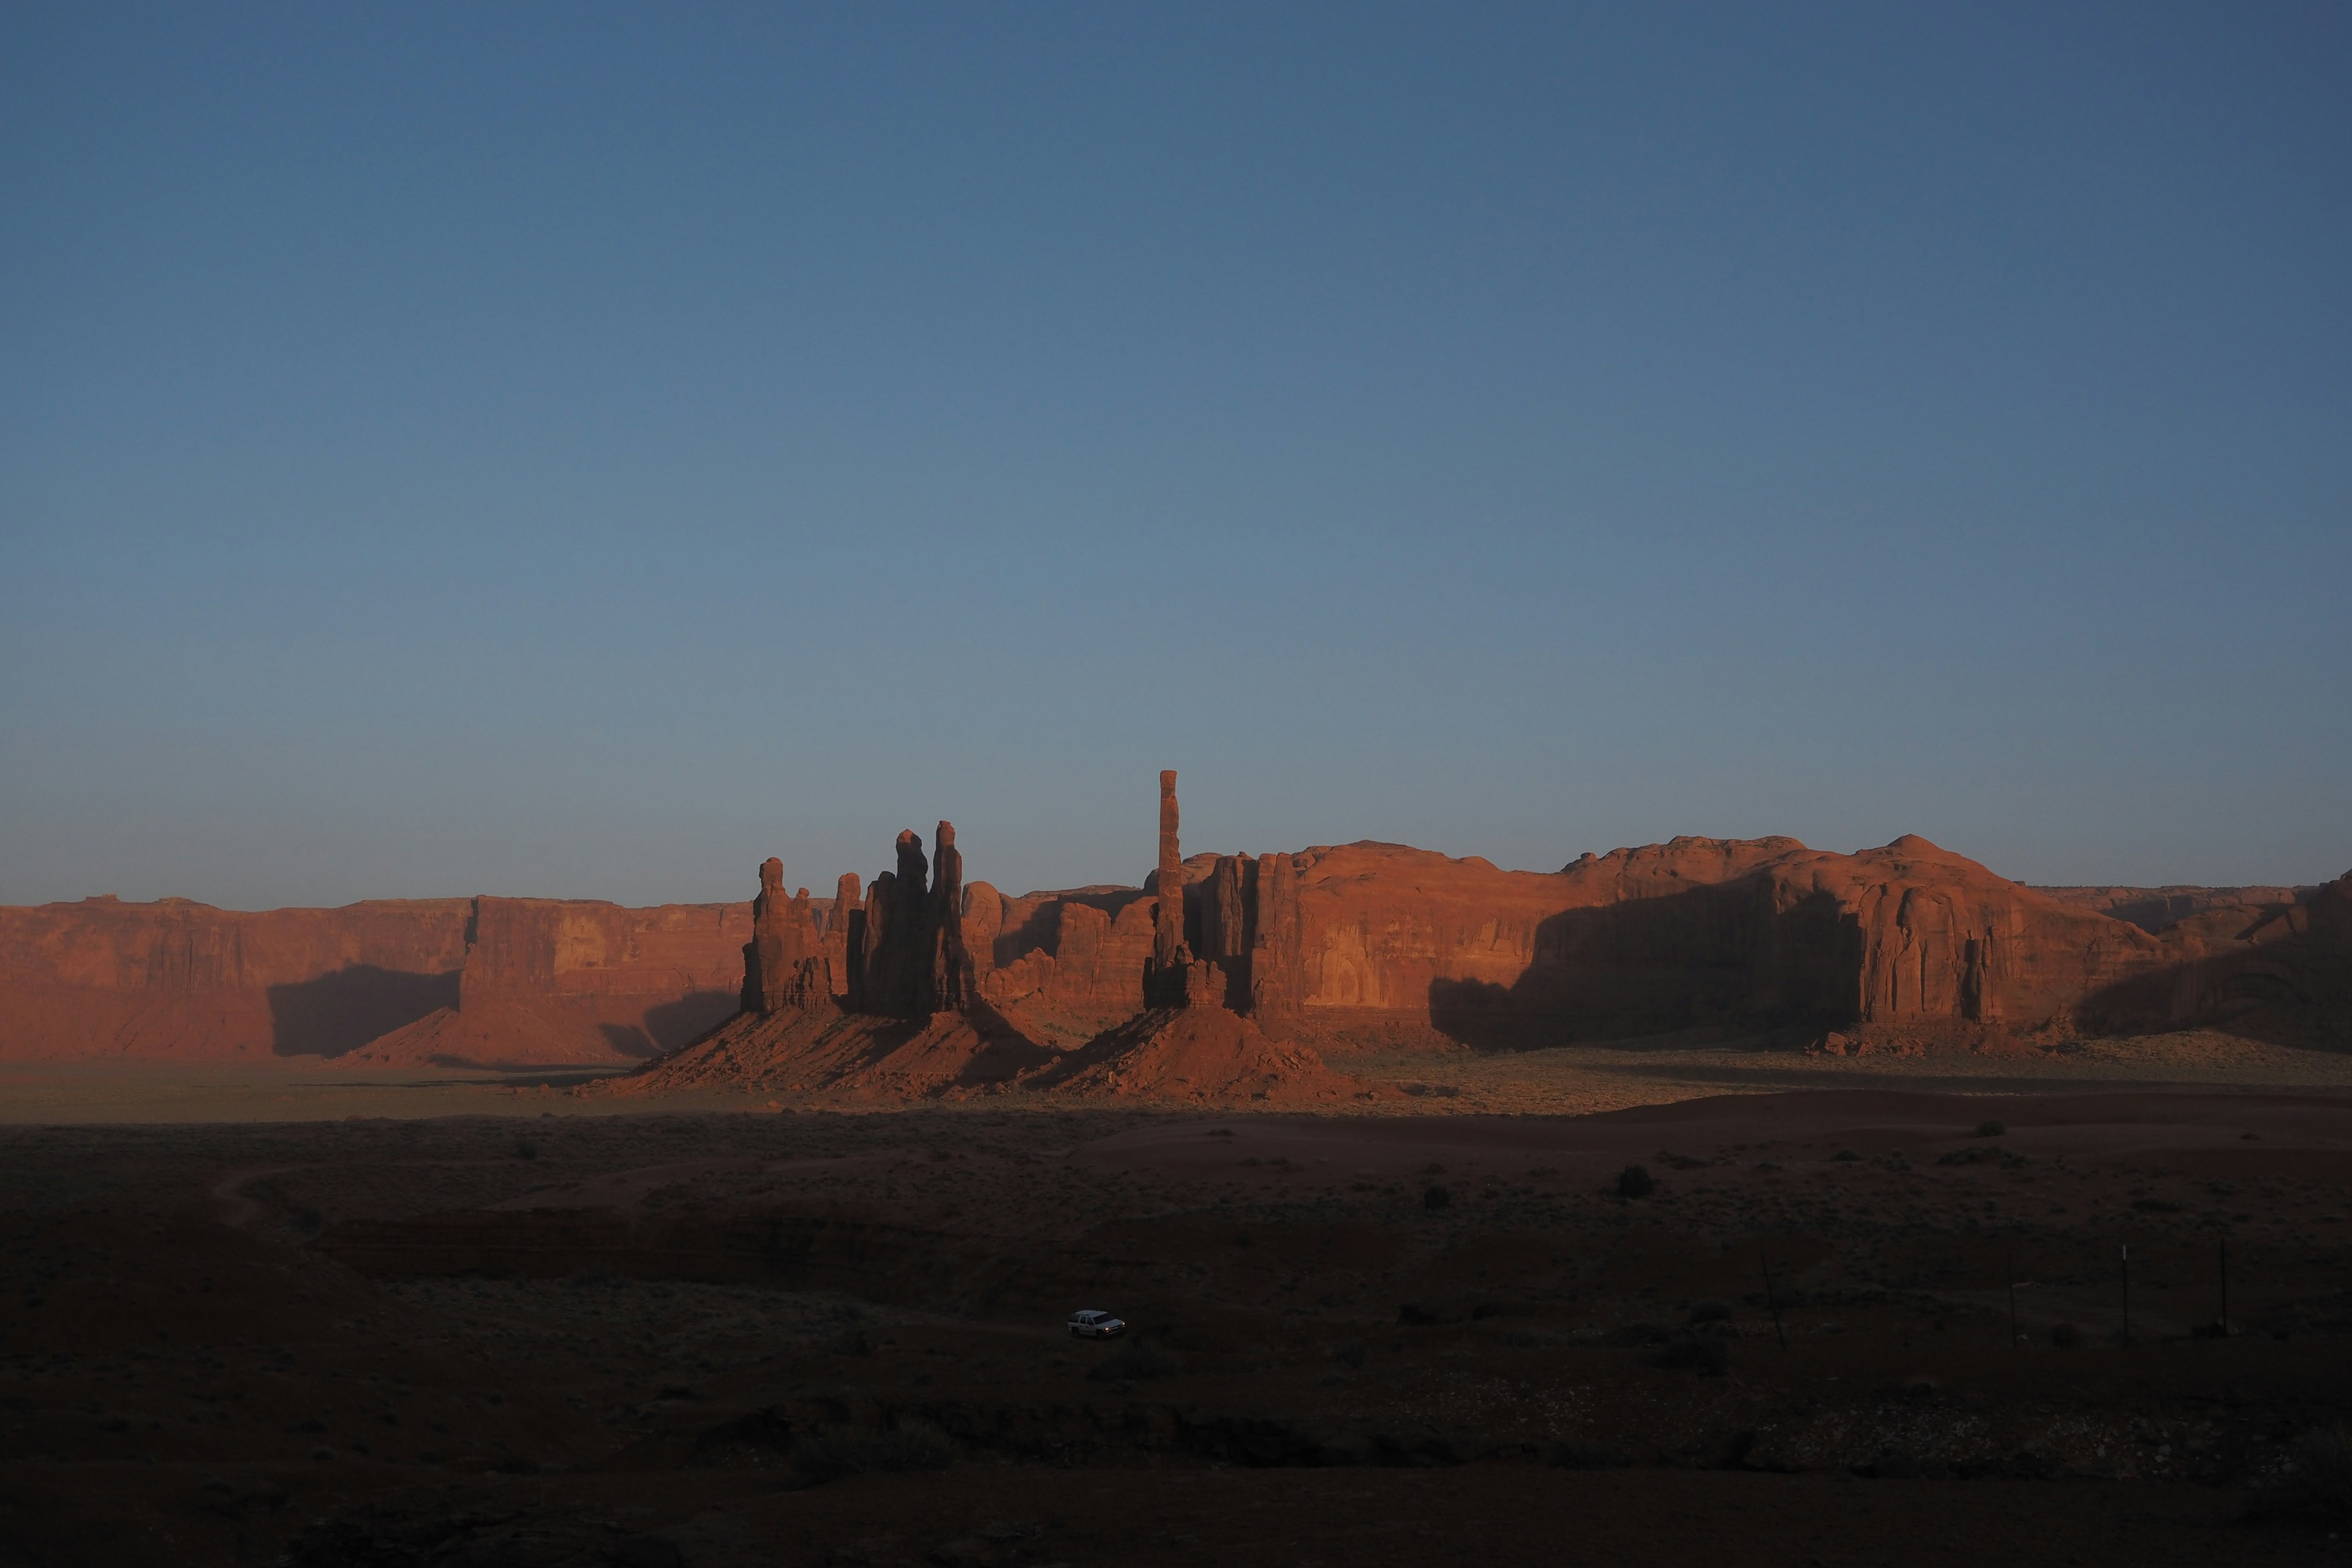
[597,990,743,1059]
[2071,883,2352,1049]
[266,966,461,1058]
[1427,881,1856,1051]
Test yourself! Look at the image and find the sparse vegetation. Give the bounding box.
[1616,1164,1654,1199]
[1423,1184,1452,1211]
[1973,1120,2006,1137]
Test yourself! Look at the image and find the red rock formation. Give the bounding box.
[1248,851,1304,1033]
[929,821,973,1014]
[1258,835,2177,1047]
[981,893,1159,1041]
[0,895,470,1063]
[824,873,861,1001]
[2075,870,2352,1043]
[742,857,826,1016]
[2033,883,2318,932]
[0,893,748,1065]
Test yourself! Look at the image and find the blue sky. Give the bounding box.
[4,2,2347,908]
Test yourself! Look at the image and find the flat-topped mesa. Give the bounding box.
[743,856,824,1014]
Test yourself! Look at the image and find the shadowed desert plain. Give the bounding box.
[5,775,2351,1566]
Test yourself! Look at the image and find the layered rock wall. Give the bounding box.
[0,893,748,1063]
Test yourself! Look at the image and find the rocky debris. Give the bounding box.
[1025,1004,1370,1104]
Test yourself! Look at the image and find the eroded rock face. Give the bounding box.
[742,858,824,1016]
[1145,770,1192,1006]
[929,821,973,1014]
[0,894,748,1064]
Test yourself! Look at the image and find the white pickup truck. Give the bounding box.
[1066,1309,1126,1340]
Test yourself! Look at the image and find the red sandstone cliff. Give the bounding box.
[0,894,747,1066]
[960,834,2343,1051]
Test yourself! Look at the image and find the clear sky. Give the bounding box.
[4,2,2347,910]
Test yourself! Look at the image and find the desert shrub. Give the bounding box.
[2048,1321,2079,1349]
[513,1138,538,1160]
[1616,1165,1654,1199]
[1644,1333,1728,1376]
[824,1327,872,1357]
[1973,1120,2006,1138]
[2131,1197,2182,1213]
[794,1420,953,1482]
[1086,1339,1184,1382]
[1328,1339,1366,1369]
[1423,1185,1452,1212]
[1686,1300,1731,1324]
[1830,1148,1861,1163]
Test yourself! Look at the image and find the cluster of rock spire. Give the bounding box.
[742,769,1302,1032]
[741,820,977,1020]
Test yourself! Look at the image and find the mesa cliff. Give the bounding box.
[0,894,748,1067]
[7,772,2345,1078]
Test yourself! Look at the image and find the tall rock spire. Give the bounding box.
[930,820,972,1012]
[1155,770,1184,977]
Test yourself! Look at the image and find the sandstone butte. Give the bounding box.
[2,772,2345,1089]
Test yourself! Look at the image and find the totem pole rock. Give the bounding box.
[930,821,973,1013]
[827,873,861,1002]
[1155,771,1185,972]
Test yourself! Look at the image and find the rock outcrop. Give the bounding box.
[0,894,748,1065]
[14,775,2343,1076]
[2034,883,2320,932]
[741,857,823,1015]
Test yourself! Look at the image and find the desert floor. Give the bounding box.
[2,1032,2350,1566]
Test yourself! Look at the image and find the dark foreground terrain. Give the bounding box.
[3,1088,2350,1566]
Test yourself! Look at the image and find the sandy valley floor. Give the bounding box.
[2,1034,2350,1565]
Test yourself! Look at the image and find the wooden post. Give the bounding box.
[1760,1248,1786,1352]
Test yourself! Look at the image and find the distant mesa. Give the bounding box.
[2,769,2346,1088]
